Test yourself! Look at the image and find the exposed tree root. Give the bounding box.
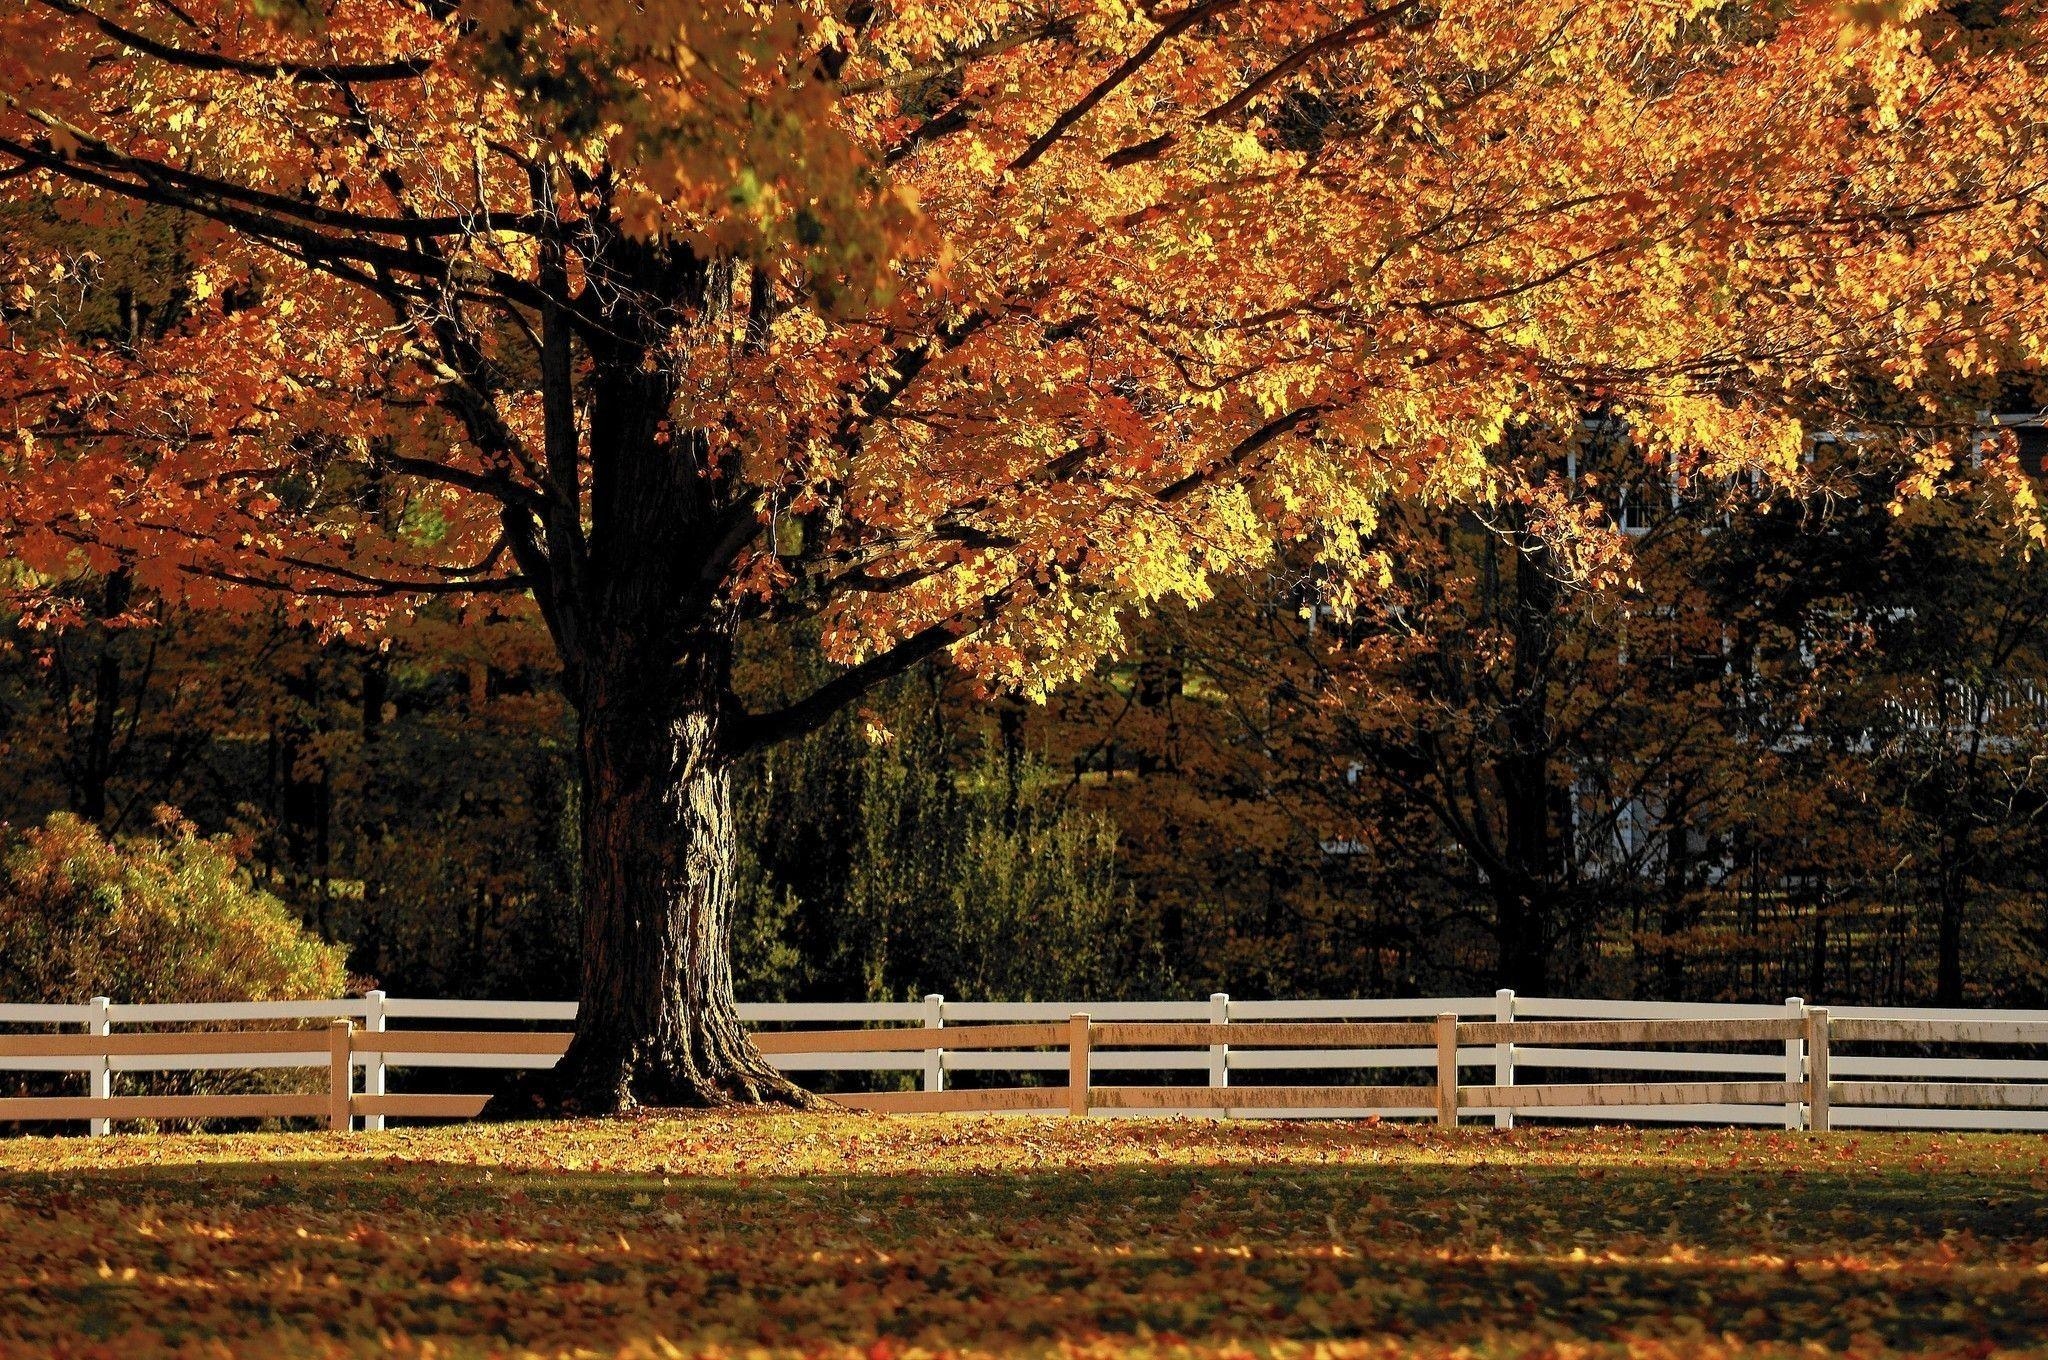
[484,1032,825,1119]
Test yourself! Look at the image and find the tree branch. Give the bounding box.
[1009,0,1243,172]
[1103,0,1424,166]
[179,562,529,598]
[841,17,1074,95]
[729,576,1038,751]
[0,134,583,332]
[0,101,535,240]
[833,309,993,457]
[1156,403,1325,502]
[371,448,552,514]
[34,0,435,83]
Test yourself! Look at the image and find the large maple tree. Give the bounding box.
[2,0,2043,1109]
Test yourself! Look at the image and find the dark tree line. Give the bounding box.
[7,414,2048,1009]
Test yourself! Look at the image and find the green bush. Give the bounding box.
[733,671,1166,1005]
[0,810,348,1004]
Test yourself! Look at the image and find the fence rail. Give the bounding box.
[5,992,2048,1132]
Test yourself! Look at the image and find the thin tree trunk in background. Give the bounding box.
[74,569,133,824]
[1493,512,1560,995]
[1495,884,1549,994]
[279,659,333,937]
[1659,786,1695,999]
[1936,854,1966,1005]
[352,651,390,984]
[361,655,388,744]
[1809,897,1828,1000]
[1935,707,1988,1006]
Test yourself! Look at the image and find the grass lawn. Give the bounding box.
[2,1116,2046,1359]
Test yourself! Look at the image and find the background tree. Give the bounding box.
[5,425,2047,1016]
[1037,395,2048,1005]
[4,0,2045,1108]
[1701,415,2048,1004]
[1045,425,1731,997]
[733,648,1155,1004]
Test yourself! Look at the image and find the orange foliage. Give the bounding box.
[0,1,2042,692]
[4,0,2045,1102]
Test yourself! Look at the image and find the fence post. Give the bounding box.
[1805,1007,1830,1134]
[363,990,388,1132]
[88,995,112,1137]
[1435,1012,1459,1129]
[1492,989,1515,1131]
[922,993,945,1093]
[1208,992,1230,1120]
[328,1019,354,1133]
[1067,1013,1091,1117]
[1783,996,1805,1130]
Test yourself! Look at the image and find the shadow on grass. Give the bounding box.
[3,1143,2046,1355]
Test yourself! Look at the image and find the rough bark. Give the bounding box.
[494,656,815,1116]
[491,246,822,1117]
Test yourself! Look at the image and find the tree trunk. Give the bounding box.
[74,568,133,824]
[1494,884,1549,994]
[487,276,818,1115]
[1935,857,1966,1005]
[496,667,812,1115]
[77,639,121,824]
[1659,788,1696,999]
[1808,897,1829,1000]
[1491,503,1560,997]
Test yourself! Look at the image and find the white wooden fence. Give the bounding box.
[4,991,2048,1133]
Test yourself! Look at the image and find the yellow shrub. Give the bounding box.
[0,810,347,1004]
